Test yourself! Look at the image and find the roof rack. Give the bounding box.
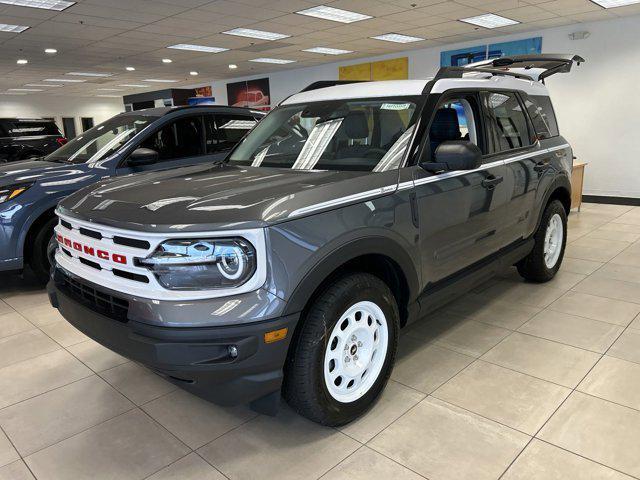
[300,80,367,93]
[434,66,535,82]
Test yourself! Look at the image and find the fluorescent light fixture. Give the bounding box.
[125,66,135,71]
[96,94,121,98]
[16,59,28,64]
[222,28,289,41]
[0,0,74,11]
[96,88,122,91]
[296,5,371,23]
[144,79,178,83]
[228,64,238,69]
[67,72,112,77]
[44,48,57,54]
[189,71,198,76]
[162,58,172,63]
[0,23,29,33]
[303,47,353,55]
[118,83,147,87]
[25,83,62,87]
[249,58,296,64]
[0,92,27,95]
[460,13,519,28]
[44,78,86,82]
[168,43,228,53]
[371,33,425,43]
[591,0,640,7]
[8,88,42,91]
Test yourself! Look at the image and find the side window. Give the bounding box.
[530,95,559,137]
[139,115,204,161]
[522,94,552,141]
[428,96,482,157]
[206,114,257,153]
[484,92,531,151]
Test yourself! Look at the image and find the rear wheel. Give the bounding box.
[28,217,57,283]
[283,273,399,426]
[517,199,567,282]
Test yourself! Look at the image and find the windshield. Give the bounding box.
[228,97,422,172]
[45,114,157,164]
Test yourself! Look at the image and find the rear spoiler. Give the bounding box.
[463,54,585,81]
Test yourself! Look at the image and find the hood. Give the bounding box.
[0,159,93,187]
[59,163,399,232]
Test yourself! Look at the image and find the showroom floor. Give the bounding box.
[1,203,640,480]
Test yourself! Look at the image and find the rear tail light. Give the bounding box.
[56,137,68,146]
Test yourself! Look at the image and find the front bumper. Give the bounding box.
[48,269,299,406]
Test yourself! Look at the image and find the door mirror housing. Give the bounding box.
[422,141,483,173]
[127,148,158,167]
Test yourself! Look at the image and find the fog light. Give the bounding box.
[228,345,238,358]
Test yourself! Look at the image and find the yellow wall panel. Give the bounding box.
[339,62,372,81]
[372,57,408,80]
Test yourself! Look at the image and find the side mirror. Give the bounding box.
[127,148,158,167]
[422,141,482,173]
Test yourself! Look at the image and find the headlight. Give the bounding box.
[0,183,32,203]
[137,238,256,290]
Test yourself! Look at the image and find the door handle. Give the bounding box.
[534,161,550,173]
[481,175,503,190]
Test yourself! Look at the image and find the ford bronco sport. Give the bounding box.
[48,54,582,426]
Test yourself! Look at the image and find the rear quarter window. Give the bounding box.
[529,95,559,138]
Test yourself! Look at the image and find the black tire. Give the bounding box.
[283,273,399,426]
[517,199,567,282]
[28,217,58,283]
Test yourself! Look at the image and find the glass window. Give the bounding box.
[205,114,257,154]
[139,115,204,161]
[5,120,61,137]
[429,98,481,156]
[485,92,531,151]
[45,115,157,164]
[228,97,421,172]
[530,95,559,137]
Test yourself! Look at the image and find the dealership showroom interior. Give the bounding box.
[2,0,640,479]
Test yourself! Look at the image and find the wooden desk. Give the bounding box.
[571,162,587,211]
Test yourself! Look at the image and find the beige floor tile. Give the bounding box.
[481,280,566,308]
[565,237,630,263]
[339,380,424,443]
[0,376,133,456]
[579,203,634,217]
[598,221,640,234]
[323,446,423,480]
[25,409,189,480]
[0,430,18,468]
[539,392,640,477]
[66,339,129,372]
[0,460,35,480]
[612,210,640,226]
[584,229,640,243]
[392,337,474,393]
[369,397,529,480]
[0,350,92,409]
[0,301,11,316]
[518,310,623,353]
[143,389,256,450]
[147,453,225,480]
[596,263,640,285]
[0,312,33,339]
[39,320,88,347]
[481,332,600,388]
[434,361,570,435]
[0,330,59,369]
[630,316,640,329]
[549,291,640,326]
[0,291,50,313]
[444,293,542,330]
[503,439,633,479]
[543,270,588,290]
[579,356,640,410]
[100,362,176,405]
[566,226,592,243]
[15,303,65,328]
[559,257,604,275]
[608,329,640,364]
[573,275,640,305]
[610,248,640,269]
[198,407,359,480]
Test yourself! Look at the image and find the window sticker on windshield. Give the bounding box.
[381,103,411,111]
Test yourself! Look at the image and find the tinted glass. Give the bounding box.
[4,120,60,137]
[523,95,552,141]
[45,115,156,164]
[229,97,421,172]
[139,115,204,161]
[485,92,531,151]
[531,95,559,137]
[205,114,257,154]
[429,98,482,157]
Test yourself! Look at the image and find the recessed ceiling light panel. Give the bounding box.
[0,0,74,10]
[125,66,135,71]
[162,58,172,63]
[25,83,62,87]
[0,23,29,33]
[222,28,289,41]
[295,5,371,23]
[118,84,147,87]
[249,58,296,64]
[44,48,57,54]
[168,44,228,53]
[591,0,640,6]
[96,88,122,91]
[66,72,112,77]
[16,59,28,64]
[189,71,198,76]
[371,33,425,43]
[144,79,178,83]
[460,13,519,28]
[96,94,121,98]
[228,64,238,69]
[303,47,354,55]
[44,78,86,82]
[9,88,42,91]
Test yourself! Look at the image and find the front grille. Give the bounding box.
[113,235,150,250]
[56,269,129,322]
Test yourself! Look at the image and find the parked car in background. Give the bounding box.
[0,105,263,280]
[0,118,67,162]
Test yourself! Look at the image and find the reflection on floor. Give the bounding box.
[1,203,640,479]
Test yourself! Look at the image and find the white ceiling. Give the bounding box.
[0,0,637,97]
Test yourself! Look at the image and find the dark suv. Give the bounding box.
[0,118,66,162]
[0,105,262,279]
[49,55,582,426]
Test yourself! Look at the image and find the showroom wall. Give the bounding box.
[211,15,640,200]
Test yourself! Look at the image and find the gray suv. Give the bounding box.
[48,55,582,426]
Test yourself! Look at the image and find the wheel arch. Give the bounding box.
[23,206,57,264]
[535,173,571,231]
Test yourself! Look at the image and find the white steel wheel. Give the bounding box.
[544,213,564,269]
[323,301,389,403]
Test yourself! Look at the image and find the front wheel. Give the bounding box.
[517,199,567,282]
[28,218,58,283]
[283,273,399,426]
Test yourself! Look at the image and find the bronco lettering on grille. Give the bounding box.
[56,233,127,265]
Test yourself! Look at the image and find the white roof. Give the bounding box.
[282,74,548,105]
